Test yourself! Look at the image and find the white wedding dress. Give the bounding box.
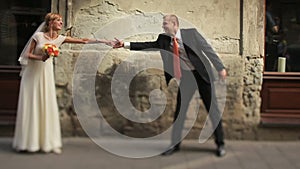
[13,32,66,152]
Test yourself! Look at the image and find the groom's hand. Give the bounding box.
[113,38,124,48]
[218,69,227,81]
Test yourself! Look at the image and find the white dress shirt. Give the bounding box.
[173,30,195,70]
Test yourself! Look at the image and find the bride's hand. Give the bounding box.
[112,38,124,48]
[41,55,49,62]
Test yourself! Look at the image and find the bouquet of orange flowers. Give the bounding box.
[43,44,59,57]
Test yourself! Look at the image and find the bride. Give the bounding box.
[13,12,111,154]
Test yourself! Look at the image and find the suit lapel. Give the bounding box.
[181,29,212,83]
[181,29,198,54]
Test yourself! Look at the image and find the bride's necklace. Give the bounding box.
[44,32,58,40]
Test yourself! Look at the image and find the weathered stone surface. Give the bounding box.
[53,0,300,140]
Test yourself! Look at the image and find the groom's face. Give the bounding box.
[162,18,176,36]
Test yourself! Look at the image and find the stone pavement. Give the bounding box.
[0,137,299,169]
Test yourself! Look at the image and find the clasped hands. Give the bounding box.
[95,38,124,48]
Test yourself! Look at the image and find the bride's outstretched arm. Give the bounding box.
[64,36,114,46]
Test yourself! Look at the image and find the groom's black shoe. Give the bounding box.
[216,145,226,157]
[161,146,180,156]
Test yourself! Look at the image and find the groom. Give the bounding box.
[113,14,227,157]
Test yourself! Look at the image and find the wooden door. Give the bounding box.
[261,72,300,125]
[0,66,21,135]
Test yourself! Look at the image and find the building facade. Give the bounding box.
[0,0,299,140]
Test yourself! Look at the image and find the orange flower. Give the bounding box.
[43,44,59,57]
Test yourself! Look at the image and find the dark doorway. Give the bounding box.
[0,0,51,135]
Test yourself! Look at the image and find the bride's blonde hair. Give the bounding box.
[44,13,62,32]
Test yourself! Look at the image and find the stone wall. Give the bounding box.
[54,0,300,140]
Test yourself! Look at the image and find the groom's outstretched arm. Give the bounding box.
[112,37,161,51]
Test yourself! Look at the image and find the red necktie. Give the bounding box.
[173,37,181,79]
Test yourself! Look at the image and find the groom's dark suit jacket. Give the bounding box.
[129,28,225,85]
